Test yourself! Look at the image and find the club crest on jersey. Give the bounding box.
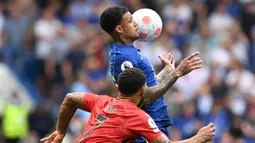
[148,118,160,133]
[121,61,133,71]
[104,104,116,113]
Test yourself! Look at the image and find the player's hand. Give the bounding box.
[158,53,175,71]
[40,130,65,143]
[196,123,216,143]
[175,52,202,77]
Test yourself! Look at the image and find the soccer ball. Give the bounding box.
[132,8,163,42]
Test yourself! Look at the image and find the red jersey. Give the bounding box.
[77,93,162,143]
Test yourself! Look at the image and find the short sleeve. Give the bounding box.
[82,93,99,112]
[128,112,163,142]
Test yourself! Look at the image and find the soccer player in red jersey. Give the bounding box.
[41,68,215,143]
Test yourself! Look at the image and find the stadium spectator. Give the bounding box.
[2,91,29,143]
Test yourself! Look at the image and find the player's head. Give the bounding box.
[100,6,139,42]
[117,68,146,97]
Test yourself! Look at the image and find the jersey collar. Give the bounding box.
[112,43,141,52]
[112,43,136,49]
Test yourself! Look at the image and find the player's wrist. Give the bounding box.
[173,68,182,78]
[56,127,67,135]
[191,135,202,143]
[163,64,174,71]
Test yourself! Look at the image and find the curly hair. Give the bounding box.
[117,68,146,95]
[100,5,129,34]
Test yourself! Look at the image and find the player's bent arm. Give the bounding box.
[151,135,204,143]
[143,52,202,105]
[151,123,216,143]
[151,134,171,143]
[156,65,175,83]
[40,93,99,143]
[56,93,85,134]
[143,69,180,105]
[148,133,201,143]
[150,132,200,143]
[151,127,214,143]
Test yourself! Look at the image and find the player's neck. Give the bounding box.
[116,94,139,106]
[113,36,134,45]
[115,39,133,45]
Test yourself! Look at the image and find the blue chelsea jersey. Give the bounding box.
[109,44,172,127]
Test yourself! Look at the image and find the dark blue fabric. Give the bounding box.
[109,44,172,143]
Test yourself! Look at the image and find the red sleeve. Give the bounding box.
[82,93,99,112]
[128,111,163,142]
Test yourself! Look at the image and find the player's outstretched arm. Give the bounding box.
[56,93,85,133]
[40,93,85,143]
[151,123,215,143]
[143,52,202,105]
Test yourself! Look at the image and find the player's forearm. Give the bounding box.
[56,94,78,134]
[143,69,180,105]
[171,136,201,143]
[156,65,174,83]
[151,134,201,143]
[57,92,86,134]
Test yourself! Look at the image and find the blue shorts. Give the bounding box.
[135,126,169,143]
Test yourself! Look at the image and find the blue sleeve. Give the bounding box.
[109,52,140,83]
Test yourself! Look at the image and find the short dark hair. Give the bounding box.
[100,5,129,34]
[117,68,146,95]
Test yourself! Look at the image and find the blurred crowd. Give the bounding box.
[0,0,255,143]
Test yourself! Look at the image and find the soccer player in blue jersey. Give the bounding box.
[100,6,202,143]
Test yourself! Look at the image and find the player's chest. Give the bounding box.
[137,51,155,73]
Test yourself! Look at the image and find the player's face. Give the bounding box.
[119,12,139,41]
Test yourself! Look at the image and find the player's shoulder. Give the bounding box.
[136,109,151,119]
[93,95,115,109]
[98,95,113,101]
[110,44,138,56]
[124,104,150,118]
[83,93,108,100]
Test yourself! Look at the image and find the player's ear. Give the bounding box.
[115,25,124,34]
[140,85,146,97]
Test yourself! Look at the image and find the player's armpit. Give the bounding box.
[151,134,171,143]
